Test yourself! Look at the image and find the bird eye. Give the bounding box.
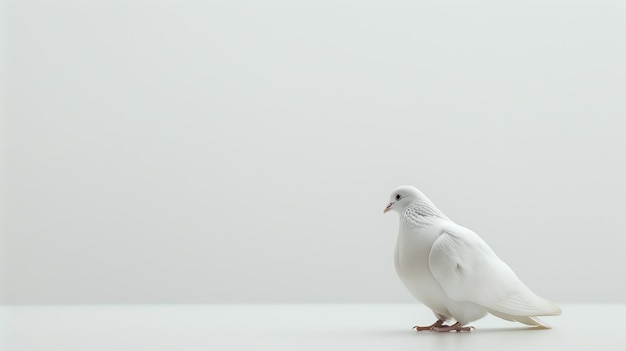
[395,194,401,201]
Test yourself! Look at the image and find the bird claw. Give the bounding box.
[413,319,448,331]
[431,323,475,332]
[413,325,447,331]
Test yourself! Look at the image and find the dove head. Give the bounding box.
[383,185,423,214]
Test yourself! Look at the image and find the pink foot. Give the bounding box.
[413,319,449,331]
[432,322,475,332]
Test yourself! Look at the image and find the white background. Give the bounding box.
[1,0,625,304]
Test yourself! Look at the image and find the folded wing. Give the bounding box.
[428,224,561,324]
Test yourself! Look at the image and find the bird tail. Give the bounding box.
[483,285,561,321]
[487,309,557,328]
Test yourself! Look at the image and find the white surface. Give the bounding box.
[1,304,624,351]
[3,0,626,304]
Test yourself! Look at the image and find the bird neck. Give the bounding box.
[401,201,448,228]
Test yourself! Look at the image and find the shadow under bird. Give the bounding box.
[384,186,561,332]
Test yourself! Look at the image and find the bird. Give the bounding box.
[384,185,561,332]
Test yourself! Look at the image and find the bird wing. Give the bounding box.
[428,224,561,317]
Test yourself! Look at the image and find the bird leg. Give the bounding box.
[432,322,475,332]
[413,319,448,331]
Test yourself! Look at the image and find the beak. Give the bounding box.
[383,202,394,214]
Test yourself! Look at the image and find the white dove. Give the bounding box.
[384,185,561,332]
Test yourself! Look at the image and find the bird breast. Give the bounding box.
[394,222,451,311]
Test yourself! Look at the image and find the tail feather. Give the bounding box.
[487,309,556,328]
[487,288,562,317]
